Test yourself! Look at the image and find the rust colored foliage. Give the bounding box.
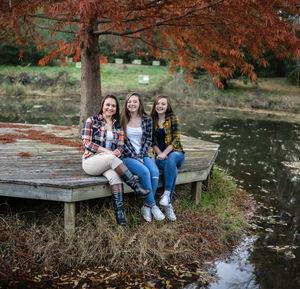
[0,134,24,144]
[0,123,30,129]
[0,123,82,150]
[0,1,299,86]
[14,129,82,150]
[18,152,32,158]
[0,222,34,283]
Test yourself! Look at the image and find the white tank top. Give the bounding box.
[105,131,113,150]
[126,125,142,154]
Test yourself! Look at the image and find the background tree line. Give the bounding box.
[0,37,167,66]
[1,37,298,85]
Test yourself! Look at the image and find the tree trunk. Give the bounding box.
[79,33,101,134]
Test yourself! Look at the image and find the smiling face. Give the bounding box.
[102,97,117,118]
[155,97,168,115]
[126,95,140,114]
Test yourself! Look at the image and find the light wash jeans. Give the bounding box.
[156,151,185,203]
[122,157,159,206]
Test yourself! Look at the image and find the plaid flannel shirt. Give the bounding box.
[152,112,184,154]
[81,114,124,159]
[122,115,152,160]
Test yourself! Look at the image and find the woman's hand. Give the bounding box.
[138,158,144,164]
[157,152,168,160]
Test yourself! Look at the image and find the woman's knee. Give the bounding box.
[155,159,165,170]
[167,152,180,161]
[164,158,177,169]
[109,155,123,169]
[138,167,151,180]
[82,158,104,175]
[103,169,122,186]
[151,165,159,178]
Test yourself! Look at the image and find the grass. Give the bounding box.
[0,64,81,82]
[0,63,173,96]
[0,83,26,96]
[163,72,300,112]
[100,63,172,92]
[0,63,299,114]
[0,167,253,280]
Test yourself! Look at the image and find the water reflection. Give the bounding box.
[176,106,300,289]
[0,95,80,125]
[177,107,300,214]
[208,237,258,289]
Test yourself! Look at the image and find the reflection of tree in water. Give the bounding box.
[178,105,300,218]
[176,106,300,289]
[221,271,257,289]
[0,96,80,125]
[277,167,300,226]
[216,258,258,289]
[248,235,300,289]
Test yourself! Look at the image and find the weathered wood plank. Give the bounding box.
[0,182,73,201]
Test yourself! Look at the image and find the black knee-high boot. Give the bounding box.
[114,163,150,198]
[111,184,127,226]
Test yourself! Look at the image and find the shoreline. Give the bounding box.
[0,168,256,288]
[188,102,300,124]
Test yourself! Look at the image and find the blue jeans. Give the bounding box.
[122,157,159,206]
[156,151,185,203]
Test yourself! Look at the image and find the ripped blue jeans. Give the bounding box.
[122,157,159,206]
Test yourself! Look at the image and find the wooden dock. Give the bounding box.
[0,122,219,234]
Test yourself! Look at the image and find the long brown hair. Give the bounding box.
[150,94,174,130]
[120,92,147,133]
[98,94,121,128]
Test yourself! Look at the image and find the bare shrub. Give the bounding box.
[161,72,219,105]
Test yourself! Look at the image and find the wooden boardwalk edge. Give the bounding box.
[0,122,219,235]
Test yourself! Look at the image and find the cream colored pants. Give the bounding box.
[82,154,123,185]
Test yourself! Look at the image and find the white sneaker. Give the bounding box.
[141,205,152,222]
[159,191,170,206]
[164,204,176,221]
[151,205,165,221]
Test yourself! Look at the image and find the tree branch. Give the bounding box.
[122,35,170,52]
[27,14,80,23]
[26,19,76,34]
[93,0,225,36]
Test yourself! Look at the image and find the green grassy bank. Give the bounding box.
[0,63,299,115]
[0,63,172,98]
[0,167,254,288]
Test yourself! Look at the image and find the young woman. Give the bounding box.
[150,95,185,221]
[120,92,164,222]
[81,94,150,226]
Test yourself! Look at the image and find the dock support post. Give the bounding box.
[64,202,76,236]
[203,164,214,190]
[191,181,202,205]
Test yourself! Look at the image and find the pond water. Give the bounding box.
[176,106,300,289]
[0,95,80,125]
[1,102,299,288]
